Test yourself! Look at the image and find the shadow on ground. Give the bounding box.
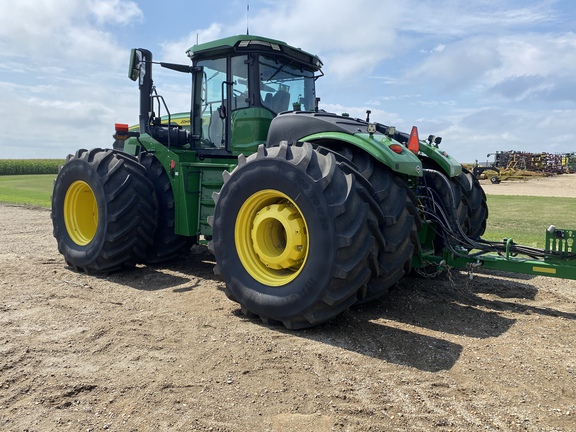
[233,269,574,372]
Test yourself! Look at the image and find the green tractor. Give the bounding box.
[51,34,575,329]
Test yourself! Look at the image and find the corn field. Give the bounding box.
[0,159,65,175]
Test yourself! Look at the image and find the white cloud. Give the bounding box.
[160,0,404,78]
[401,0,554,37]
[160,23,224,63]
[240,0,556,85]
[408,37,504,90]
[403,30,576,119]
[0,0,141,65]
[489,32,576,80]
[0,77,136,158]
[89,0,143,26]
[480,32,576,104]
[0,0,146,158]
[0,0,79,40]
[538,109,576,131]
[425,107,576,163]
[153,1,559,85]
[247,0,404,80]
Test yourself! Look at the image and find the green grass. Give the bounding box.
[0,175,55,208]
[482,195,575,248]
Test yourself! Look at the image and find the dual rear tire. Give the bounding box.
[209,142,419,328]
[209,142,380,329]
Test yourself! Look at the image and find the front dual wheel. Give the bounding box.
[209,142,379,329]
[51,149,158,272]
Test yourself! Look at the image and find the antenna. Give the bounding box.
[246,0,250,35]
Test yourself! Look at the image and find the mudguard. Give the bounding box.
[267,111,423,177]
[418,141,462,177]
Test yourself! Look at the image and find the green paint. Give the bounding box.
[301,131,423,177]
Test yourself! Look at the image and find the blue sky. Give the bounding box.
[1,0,575,163]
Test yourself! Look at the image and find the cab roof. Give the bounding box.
[186,34,323,71]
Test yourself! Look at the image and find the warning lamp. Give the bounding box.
[115,123,129,133]
[407,126,420,155]
[113,123,139,140]
[389,144,403,154]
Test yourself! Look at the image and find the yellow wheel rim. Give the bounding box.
[64,180,98,246]
[235,190,309,286]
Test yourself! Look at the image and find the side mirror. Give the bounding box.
[128,49,143,82]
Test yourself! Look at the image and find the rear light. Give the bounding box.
[389,144,403,154]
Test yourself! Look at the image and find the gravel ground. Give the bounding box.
[1,174,575,431]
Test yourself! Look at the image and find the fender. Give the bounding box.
[418,141,462,177]
[301,131,422,177]
[267,111,422,177]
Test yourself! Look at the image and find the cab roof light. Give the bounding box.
[238,40,281,51]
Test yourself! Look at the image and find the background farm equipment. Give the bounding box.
[474,150,575,183]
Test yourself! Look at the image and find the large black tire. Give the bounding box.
[139,153,195,263]
[51,148,158,273]
[452,167,488,239]
[209,142,379,329]
[322,144,419,301]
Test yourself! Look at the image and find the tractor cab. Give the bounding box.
[126,36,322,157]
[187,35,323,156]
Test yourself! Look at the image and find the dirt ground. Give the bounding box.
[478,174,576,198]
[1,175,576,431]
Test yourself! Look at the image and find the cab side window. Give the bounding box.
[198,57,227,148]
[231,56,249,111]
[196,55,249,149]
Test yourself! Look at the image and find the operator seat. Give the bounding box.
[270,90,290,113]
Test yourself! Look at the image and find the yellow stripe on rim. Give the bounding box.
[64,180,98,246]
[235,190,309,286]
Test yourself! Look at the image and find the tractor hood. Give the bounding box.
[267,111,376,145]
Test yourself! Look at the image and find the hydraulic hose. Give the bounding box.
[418,169,576,261]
